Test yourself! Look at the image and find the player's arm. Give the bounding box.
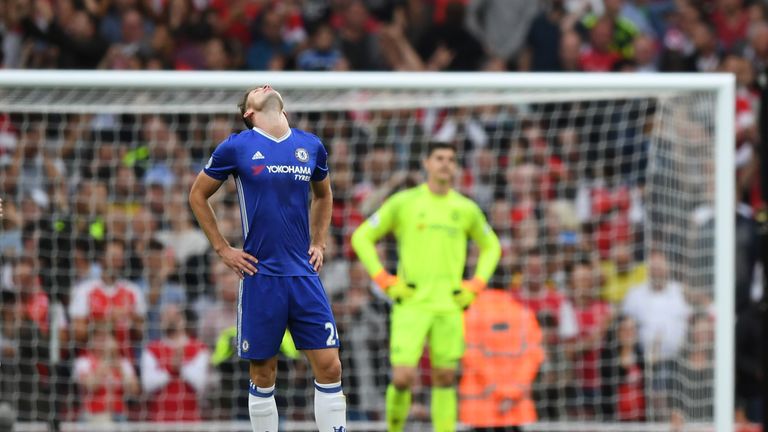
[454,205,502,308]
[351,196,405,296]
[469,207,502,284]
[189,172,257,279]
[308,176,332,272]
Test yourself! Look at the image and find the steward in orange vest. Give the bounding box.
[459,288,545,430]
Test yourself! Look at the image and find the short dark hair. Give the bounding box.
[524,246,544,258]
[238,87,259,129]
[148,238,165,252]
[106,237,127,251]
[426,141,457,157]
[14,255,36,267]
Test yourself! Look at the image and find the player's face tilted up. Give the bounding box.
[240,85,286,129]
[189,85,346,432]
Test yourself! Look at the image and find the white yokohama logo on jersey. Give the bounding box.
[267,165,311,174]
[266,165,311,181]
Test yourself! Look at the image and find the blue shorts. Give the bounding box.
[237,274,339,360]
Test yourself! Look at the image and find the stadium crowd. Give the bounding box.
[0,0,765,429]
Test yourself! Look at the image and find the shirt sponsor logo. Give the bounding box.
[252,165,266,175]
[252,164,311,181]
[266,165,311,175]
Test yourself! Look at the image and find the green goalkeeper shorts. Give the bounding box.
[389,304,465,369]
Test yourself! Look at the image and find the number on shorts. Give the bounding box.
[325,322,337,346]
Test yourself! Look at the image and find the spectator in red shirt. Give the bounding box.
[73,329,139,423]
[710,0,749,51]
[511,249,579,341]
[505,162,540,223]
[140,304,209,422]
[69,239,147,357]
[528,137,565,200]
[13,256,51,336]
[566,260,613,418]
[579,17,622,72]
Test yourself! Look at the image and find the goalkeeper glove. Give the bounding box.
[453,277,486,310]
[373,270,415,303]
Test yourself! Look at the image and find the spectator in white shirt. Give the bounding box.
[622,251,691,419]
[622,251,691,362]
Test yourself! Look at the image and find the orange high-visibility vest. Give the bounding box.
[459,289,545,427]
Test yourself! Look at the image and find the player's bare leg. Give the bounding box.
[305,348,347,432]
[248,358,279,432]
[431,368,458,432]
[387,366,418,432]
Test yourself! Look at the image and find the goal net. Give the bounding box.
[0,72,734,432]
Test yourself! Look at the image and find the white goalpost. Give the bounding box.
[0,71,734,432]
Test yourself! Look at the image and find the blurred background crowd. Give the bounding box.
[0,0,765,429]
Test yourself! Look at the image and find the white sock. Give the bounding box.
[314,380,347,432]
[249,382,278,432]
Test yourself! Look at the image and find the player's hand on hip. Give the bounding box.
[373,270,414,303]
[308,244,325,272]
[452,277,486,310]
[218,246,258,279]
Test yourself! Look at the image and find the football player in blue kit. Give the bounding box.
[189,85,346,432]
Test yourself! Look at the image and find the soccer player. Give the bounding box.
[351,142,502,432]
[189,85,346,432]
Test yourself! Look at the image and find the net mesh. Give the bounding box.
[0,84,719,431]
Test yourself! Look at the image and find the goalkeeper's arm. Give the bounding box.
[351,195,408,297]
[350,220,387,280]
[454,207,501,308]
[471,220,502,284]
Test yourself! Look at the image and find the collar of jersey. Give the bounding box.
[420,183,452,198]
[252,126,292,143]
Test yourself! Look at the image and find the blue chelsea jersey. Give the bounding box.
[203,127,329,276]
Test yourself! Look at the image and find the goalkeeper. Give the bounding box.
[351,142,501,432]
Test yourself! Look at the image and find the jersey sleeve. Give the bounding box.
[311,141,329,182]
[351,193,401,276]
[467,203,501,283]
[68,282,90,319]
[203,135,238,181]
[72,356,92,382]
[128,282,147,317]
[141,346,171,393]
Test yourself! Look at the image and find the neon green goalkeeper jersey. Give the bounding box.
[351,184,501,312]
